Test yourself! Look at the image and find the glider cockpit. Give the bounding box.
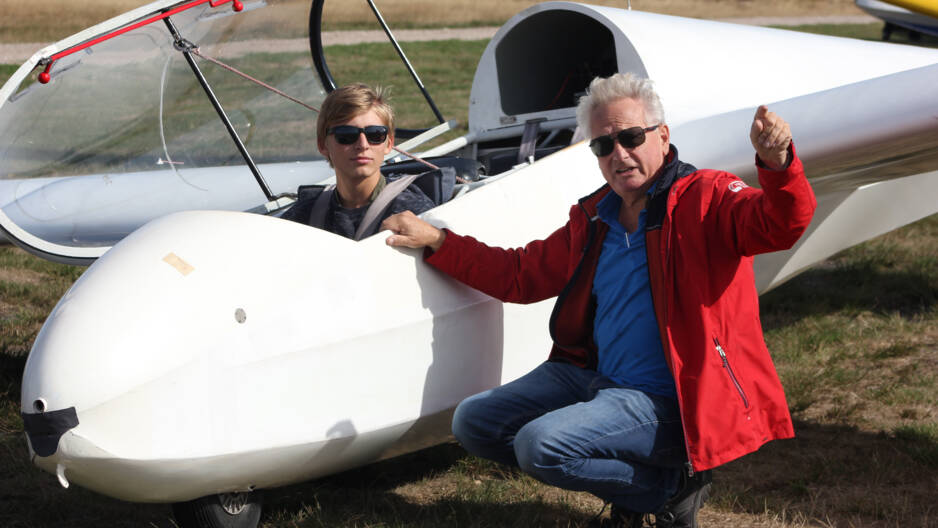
[0,0,668,261]
[0,0,339,263]
[0,0,495,262]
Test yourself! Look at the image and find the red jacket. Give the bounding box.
[426,145,816,471]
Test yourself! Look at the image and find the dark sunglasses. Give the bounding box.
[328,125,389,145]
[589,125,659,157]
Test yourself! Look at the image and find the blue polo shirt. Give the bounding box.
[592,191,677,398]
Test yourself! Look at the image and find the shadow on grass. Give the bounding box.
[259,421,938,527]
[1,354,25,392]
[713,420,938,527]
[0,437,593,528]
[260,442,596,527]
[0,433,178,528]
[5,425,936,528]
[761,262,938,331]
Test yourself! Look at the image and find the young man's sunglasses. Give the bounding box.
[328,125,389,145]
[589,125,659,157]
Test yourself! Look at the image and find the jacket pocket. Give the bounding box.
[713,337,750,409]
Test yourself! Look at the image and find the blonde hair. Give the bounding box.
[317,83,394,143]
[576,73,665,137]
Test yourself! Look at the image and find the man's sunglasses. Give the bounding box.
[328,125,389,145]
[589,125,659,157]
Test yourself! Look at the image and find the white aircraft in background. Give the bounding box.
[3,1,938,527]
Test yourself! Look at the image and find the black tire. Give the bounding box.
[172,491,262,528]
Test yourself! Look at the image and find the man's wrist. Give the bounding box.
[757,144,793,171]
[428,228,447,253]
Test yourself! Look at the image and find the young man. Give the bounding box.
[280,83,435,239]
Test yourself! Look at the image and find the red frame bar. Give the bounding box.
[40,0,242,82]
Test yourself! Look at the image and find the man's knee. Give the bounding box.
[451,396,477,445]
[452,392,501,448]
[513,418,563,476]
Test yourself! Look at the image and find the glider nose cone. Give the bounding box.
[21,406,79,457]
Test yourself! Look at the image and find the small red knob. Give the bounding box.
[233,0,243,11]
[38,71,51,84]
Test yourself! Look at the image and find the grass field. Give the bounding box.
[0,0,868,43]
[1,10,937,528]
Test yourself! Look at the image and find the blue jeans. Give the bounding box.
[452,361,686,512]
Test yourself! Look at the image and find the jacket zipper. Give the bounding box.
[661,190,695,477]
[653,162,704,476]
[713,337,750,409]
[650,200,695,477]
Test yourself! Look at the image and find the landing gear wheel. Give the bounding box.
[882,22,894,41]
[172,491,262,528]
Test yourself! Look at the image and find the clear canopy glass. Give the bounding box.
[0,0,330,260]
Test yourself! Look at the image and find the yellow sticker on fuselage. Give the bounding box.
[162,252,194,276]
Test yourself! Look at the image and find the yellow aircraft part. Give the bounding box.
[880,0,938,19]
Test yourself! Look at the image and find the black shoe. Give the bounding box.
[653,469,712,528]
[588,504,645,528]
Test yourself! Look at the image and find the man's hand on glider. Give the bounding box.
[383,211,446,252]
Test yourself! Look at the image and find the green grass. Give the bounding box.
[0,64,16,81]
[0,249,82,357]
[761,215,938,435]
[0,249,83,435]
[323,39,486,134]
[2,21,938,528]
[894,423,938,466]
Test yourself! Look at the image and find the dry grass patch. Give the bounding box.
[0,267,43,286]
[0,247,83,358]
[777,311,938,433]
[752,215,938,527]
[314,0,875,38]
[1,0,868,42]
[322,0,865,28]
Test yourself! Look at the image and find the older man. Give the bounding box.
[382,73,816,527]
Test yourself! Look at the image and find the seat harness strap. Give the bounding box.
[308,185,335,230]
[354,173,420,240]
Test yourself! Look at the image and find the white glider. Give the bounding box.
[4,1,938,527]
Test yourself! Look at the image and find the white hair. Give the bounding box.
[575,73,666,138]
